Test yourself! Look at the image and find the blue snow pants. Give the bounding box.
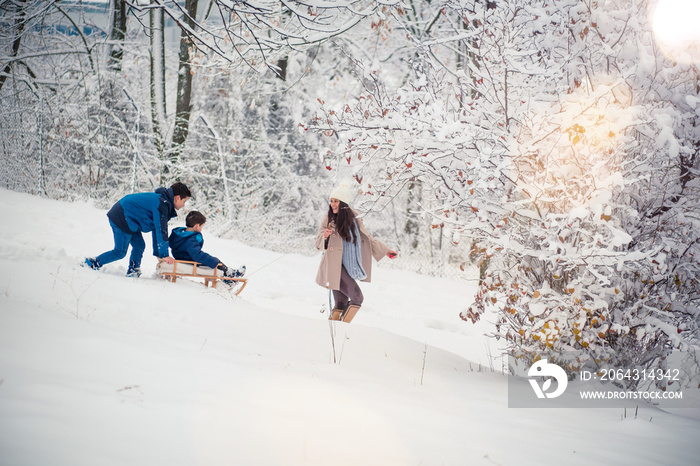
[96,220,146,268]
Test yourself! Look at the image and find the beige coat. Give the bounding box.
[315,211,390,290]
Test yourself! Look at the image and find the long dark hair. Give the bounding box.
[327,201,358,244]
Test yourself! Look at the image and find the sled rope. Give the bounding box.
[245,252,291,277]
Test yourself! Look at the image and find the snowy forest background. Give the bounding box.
[1,0,698,390]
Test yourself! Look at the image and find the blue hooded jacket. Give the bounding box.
[107,187,177,258]
[168,227,221,269]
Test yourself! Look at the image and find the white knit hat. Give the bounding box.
[329,179,353,205]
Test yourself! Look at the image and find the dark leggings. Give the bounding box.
[332,266,364,310]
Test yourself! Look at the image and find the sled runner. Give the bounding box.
[157,259,248,295]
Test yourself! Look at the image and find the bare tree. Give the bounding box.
[0,0,29,93]
[128,0,396,173]
[149,0,168,179]
[108,0,128,71]
[171,0,199,170]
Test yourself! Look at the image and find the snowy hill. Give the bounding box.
[0,188,699,466]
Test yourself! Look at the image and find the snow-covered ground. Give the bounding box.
[0,188,698,465]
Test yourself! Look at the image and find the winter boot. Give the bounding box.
[221,265,246,283]
[126,261,141,278]
[329,308,344,321]
[83,257,101,270]
[341,304,361,323]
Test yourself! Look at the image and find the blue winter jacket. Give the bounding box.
[168,227,221,269]
[106,187,177,258]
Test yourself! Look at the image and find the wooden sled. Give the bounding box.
[157,259,248,296]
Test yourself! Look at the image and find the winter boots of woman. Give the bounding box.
[329,304,361,323]
[342,304,361,322]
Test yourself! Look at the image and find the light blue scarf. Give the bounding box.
[341,221,367,280]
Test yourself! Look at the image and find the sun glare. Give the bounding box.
[651,0,700,63]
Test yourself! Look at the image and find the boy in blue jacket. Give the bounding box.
[84,182,191,277]
[169,211,245,278]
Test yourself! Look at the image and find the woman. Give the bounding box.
[315,181,397,322]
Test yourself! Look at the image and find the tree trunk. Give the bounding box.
[171,0,199,173]
[0,0,28,94]
[149,1,167,181]
[108,0,127,71]
[274,57,288,81]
